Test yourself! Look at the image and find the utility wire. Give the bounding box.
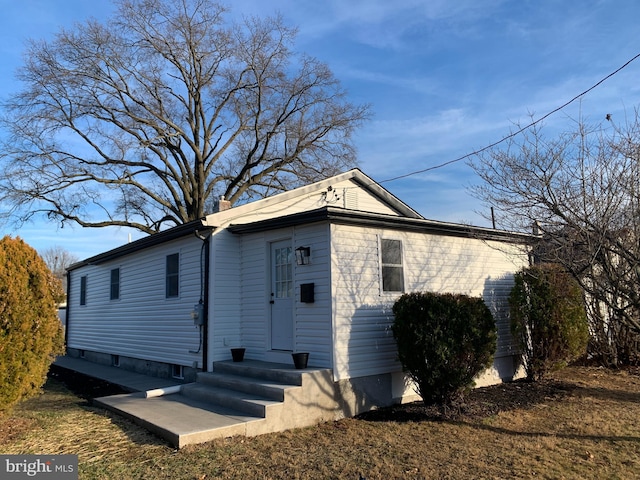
[379,52,640,184]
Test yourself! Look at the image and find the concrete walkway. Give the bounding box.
[95,390,264,447]
[52,356,338,448]
[53,356,261,447]
[53,356,183,392]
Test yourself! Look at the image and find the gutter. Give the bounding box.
[228,206,534,244]
[201,232,211,372]
[67,219,212,270]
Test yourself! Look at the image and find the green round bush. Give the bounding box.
[392,291,497,406]
[0,236,65,413]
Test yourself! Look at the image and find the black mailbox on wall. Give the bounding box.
[300,283,315,303]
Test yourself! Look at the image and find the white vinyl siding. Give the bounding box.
[330,224,529,381]
[227,223,332,367]
[67,236,204,368]
[208,230,242,363]
[292,223,332,366]
[238,232,269,357]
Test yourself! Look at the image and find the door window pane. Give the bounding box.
[274,246,293,298]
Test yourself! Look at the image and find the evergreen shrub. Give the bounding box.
[0,236,65,413]
[392,291,497,406]
[509,263,589,381]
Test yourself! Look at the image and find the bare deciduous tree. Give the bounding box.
[471,113,640,365]
[0,0,369,234]
[40,245,79,290]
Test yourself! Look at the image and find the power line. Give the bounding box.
[379,52,640,184]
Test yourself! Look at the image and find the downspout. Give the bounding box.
[202,235,211,372]
[194,229,212,372]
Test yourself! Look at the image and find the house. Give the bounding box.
[65,169,531,437]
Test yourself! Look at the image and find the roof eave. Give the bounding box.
[67,219,212,270]
[228,206,534,243]
[348,170,423,219]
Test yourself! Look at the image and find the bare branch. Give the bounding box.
[470,111,640,361]
[0,0,369,233]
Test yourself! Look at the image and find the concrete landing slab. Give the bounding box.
[53,356,182,392]
[96,392,264,448]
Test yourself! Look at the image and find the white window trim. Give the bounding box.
[378,236,405,294]
[172,364,184,379]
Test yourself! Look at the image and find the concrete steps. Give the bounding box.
[95,391,264,447]
[180,383,283,417]
[95,360,337,448]
[196,372,294,401]
[212,360,304,386]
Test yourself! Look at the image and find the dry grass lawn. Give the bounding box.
[1,366,640,479]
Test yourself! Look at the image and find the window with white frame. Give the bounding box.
[380,238,405,292]
[172,364,184,379]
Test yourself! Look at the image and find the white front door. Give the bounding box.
[270,240,294,351]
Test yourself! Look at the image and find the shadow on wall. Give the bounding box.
[290,232,524,420]
[335,233,488,417]
[483,274,521,382]
[337,234,523,415]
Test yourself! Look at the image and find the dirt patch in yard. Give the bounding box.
[358,376,577,423]
[0,416,37,444]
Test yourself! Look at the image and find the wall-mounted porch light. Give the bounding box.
[295,246,311,265]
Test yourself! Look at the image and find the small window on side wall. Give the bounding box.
[80,275,87,305]
[172,364,184,379]
[110,268,120,300]
[381,238,405,293]
[166,253,179,298]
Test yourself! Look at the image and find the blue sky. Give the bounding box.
[2,0,640,260]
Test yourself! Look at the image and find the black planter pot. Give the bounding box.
[231,348,245,362]
[291,352,309,369]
